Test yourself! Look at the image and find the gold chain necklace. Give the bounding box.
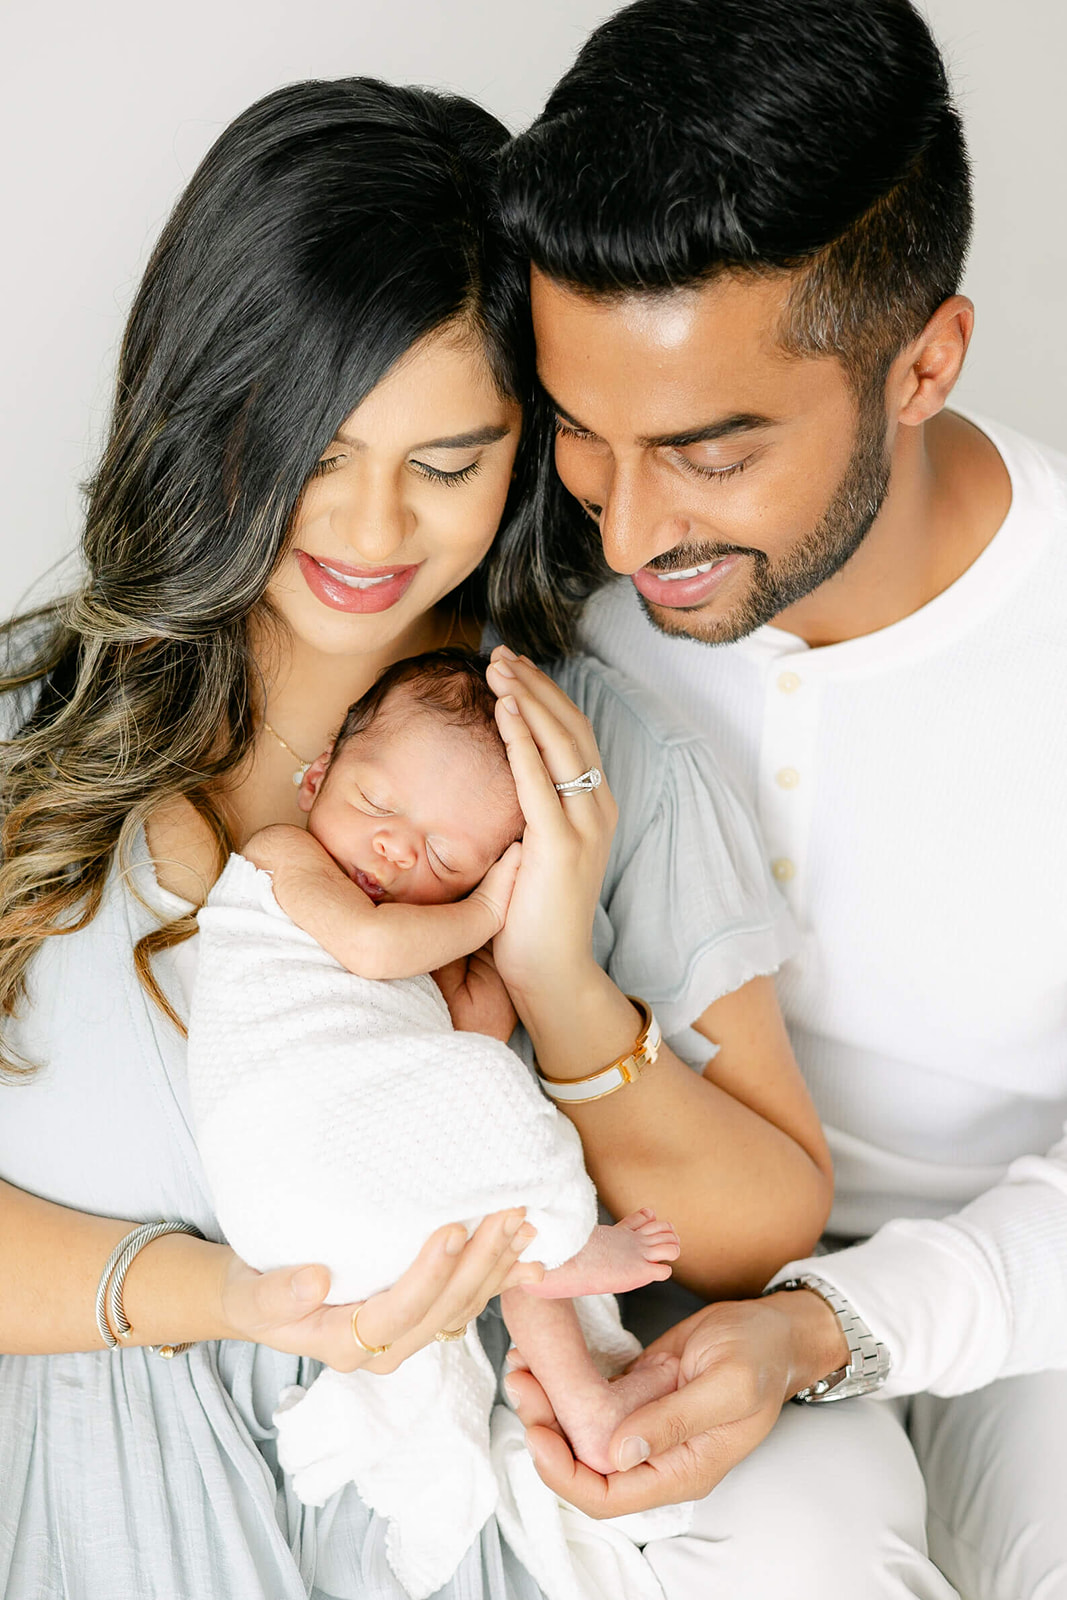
[262,720,314,787]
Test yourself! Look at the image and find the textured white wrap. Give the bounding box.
[186,855,674,1599]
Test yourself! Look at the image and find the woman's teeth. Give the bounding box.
[655,560,722,582]
[319,563,400,589]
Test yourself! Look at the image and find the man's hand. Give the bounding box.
[433,945,518,1042]
[503,1291,848,1516]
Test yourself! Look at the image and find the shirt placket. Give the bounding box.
[756,651,819,923]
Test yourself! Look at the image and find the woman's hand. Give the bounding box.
[485,647,617,1001]
[215,1208,543,1374]
[503,1292,848,1516]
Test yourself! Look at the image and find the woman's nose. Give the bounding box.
[333,471,411,563]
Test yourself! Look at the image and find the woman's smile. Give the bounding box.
[295,550,422,615]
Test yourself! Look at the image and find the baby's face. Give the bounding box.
[299,707,522,907]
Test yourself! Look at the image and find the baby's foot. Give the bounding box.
[551,1350,681,1476]
[524,1209,681,1299]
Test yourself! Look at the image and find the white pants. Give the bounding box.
[639,1371,1067,1599]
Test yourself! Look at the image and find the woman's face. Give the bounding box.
[267,324,521,660]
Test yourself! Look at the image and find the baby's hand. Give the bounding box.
[433,946,519,1042]
[467,840,522,935]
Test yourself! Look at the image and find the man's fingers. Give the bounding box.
[606,1371,742,1470]
[502,1365,555,1426]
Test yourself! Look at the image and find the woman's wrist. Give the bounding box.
[516,964,645,1084]
[118,1231,237,1346]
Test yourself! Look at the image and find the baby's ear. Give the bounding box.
[297,747,333,812]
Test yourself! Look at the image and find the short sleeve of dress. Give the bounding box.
[548,653,796,1069]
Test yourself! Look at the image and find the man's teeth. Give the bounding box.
[656,560,722,581]
[320,563,399,589]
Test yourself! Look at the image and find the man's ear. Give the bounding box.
[297,747,332,813]
[890,294,975,429]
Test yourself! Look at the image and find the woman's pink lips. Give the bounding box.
[296,550,421,614]
[631,553,741,610]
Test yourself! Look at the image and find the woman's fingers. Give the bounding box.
[488,653,603,787]
[494,694,576,835]
[489,648,598,750]
[352,1221,469,1349]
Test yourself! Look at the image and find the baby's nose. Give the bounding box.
[375,830,416,870]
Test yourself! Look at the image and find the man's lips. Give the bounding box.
[296,550,421,614]
[631,553,743,610]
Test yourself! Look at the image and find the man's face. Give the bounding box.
[531,268,891,644]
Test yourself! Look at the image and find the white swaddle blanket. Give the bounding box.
[187,855,688,1600]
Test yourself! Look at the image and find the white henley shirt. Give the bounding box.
[580,412,1067,1398]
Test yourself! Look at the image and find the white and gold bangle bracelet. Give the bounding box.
[537,996,662,1105]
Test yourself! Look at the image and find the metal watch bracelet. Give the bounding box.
[764,1272,891,1402]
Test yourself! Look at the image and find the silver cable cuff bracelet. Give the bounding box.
[95,1220,204,1359]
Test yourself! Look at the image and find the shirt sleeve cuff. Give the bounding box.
[771,1216,1014,1399]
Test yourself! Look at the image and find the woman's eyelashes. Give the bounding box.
[410,458,482,486]
[308,453,483,485]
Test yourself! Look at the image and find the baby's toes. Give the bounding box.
[647,1235,682,1262]
[618,1207,656,1232]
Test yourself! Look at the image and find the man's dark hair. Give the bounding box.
[497,0,972,396]
[328,648,504,770]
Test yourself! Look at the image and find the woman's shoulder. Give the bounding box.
[544,649,727,833]
[144,795,221,907]
[546,650,704,755]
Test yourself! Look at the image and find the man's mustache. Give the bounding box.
[646,542,765,572]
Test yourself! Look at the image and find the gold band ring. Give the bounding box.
[351,1305,391,1357]
[433,1323,469,1342]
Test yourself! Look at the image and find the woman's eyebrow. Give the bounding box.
[333,423,510,450]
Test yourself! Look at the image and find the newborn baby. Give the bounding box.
[186,649,680,1595]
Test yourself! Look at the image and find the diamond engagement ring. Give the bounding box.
[433,1324,469,1342]
[553,766,603,797]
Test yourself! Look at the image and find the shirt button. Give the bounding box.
[777,671,801,694]
[772,858,796,882]
[776,767,800,789]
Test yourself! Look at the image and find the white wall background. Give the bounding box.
[1,0,1063,619]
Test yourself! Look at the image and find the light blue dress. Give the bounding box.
[0,653,793,1600]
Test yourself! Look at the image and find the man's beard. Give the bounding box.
[635,394,892,646]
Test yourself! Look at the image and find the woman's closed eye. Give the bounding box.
[409,458,482,486]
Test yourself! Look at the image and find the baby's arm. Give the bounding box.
[243,825,520,981]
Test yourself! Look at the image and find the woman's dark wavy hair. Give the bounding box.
[492,0,974,623]
[0,77,567,1071]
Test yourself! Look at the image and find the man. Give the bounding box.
[497,1,1067,1595]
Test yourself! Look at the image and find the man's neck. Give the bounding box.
[770,409,1012,649]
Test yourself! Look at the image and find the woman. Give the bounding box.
[0,79,831,1598]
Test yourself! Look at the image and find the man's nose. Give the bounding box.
[597,461,698,575]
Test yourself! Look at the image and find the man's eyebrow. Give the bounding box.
[333,423,511,451]
[544,388,776,448]
[639,413,777,448]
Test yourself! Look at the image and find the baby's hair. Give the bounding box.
[329,648,505,770]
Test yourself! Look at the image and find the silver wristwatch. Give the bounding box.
[765,1273,891,1403]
